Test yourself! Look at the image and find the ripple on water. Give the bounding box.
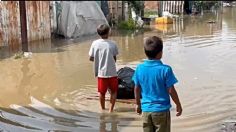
[1,8,236,132]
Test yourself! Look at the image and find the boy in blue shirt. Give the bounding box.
[132,36,182,132]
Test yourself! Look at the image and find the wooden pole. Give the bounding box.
[19,1,28,52]
[116,1,118,22]
[121,1,124,20]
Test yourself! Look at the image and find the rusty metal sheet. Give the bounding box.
[0,1,51,53]
[0,1,21,48]
[26,1,51,42]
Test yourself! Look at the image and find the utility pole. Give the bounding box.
[158,1,163,17]
[122,1,124,20]
[19,1,28,52]
[141,1,144,17]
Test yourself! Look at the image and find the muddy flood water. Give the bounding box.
[0,8,236,132]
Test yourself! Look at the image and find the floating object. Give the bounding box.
[14,52,24,59]
[162,11,179,18]
[155,16,173,24]
[117,67,135,99]
[142,17,151,25]
[23,52,32,58]
[222,120,236,131]
[149,15,159,19]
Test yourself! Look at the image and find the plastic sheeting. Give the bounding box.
[57,1,108,38]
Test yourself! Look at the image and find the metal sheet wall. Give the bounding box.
[25,1,51,42]
[0,1,51,47]
[108,1,123,21]
[0,1,21,47]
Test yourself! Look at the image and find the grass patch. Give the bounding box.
[144,10,158,17]
[14,52,24,59]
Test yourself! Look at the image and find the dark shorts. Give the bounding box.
[142,111,170,132]
[97,77,118,95]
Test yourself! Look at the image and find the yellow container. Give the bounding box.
[155,24,171,32]
[155,17,173,24]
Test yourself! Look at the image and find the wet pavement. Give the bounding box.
[0,7,236,132]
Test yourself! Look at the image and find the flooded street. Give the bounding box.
[0,7,236,132]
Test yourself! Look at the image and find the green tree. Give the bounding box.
[194,1,221,11]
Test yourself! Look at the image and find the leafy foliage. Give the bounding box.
[193,1,221,11]
[144,11,158,17]
[117,18,136,30]
[117,1,144,30]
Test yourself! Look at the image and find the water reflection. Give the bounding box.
[0,8,236,132]
[19,59,34,97]
[112,31,145,63]
[99,113,119,132]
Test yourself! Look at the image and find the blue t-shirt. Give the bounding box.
[132,59,178,112]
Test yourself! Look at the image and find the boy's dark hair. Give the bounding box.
[144,36,163,59]
[97,24,110,36]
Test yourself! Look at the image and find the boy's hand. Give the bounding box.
[136,104,142,115]
[176,104,182,116]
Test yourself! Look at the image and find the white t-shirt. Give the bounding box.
[89,39,119,78]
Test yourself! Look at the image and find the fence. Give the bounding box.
[0,1,51,47]
[161,1,185,14]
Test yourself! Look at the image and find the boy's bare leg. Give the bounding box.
[109,91,117,113]
[99,93,106,110]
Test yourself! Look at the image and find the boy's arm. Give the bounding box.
[134,86,142,114]
[113,56,116,62]
[113,44,118,62]
[168,86,182,116]
[89,43,94,62]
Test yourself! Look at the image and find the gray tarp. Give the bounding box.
[57,1,108,38]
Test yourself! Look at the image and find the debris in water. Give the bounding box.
[222,120,236,132]
[23,52,32,58]
[14,52,32,59]
[54,98,62,106]
[14,52,24,59]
